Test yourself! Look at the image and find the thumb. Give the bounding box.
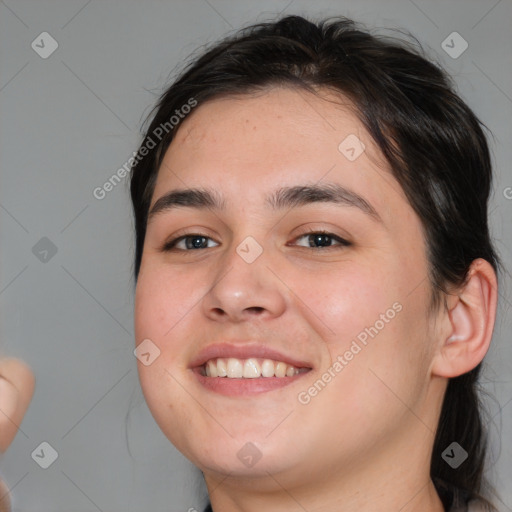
[0,479,11,512]
[0,358,35,453]
[0,358,35,512]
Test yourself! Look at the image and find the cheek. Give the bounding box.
[134,273,198,443]
[290,262,398,346]
[135,262,204,341]
[292,261,430,397]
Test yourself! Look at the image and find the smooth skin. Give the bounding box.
[135,87,497,512]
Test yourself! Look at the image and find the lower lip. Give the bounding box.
[192,369,311,396]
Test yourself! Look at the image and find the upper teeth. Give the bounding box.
[204,358,305,378]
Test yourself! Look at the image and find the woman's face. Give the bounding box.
[135,87,440,486]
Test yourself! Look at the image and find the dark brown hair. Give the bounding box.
[130,15,500,509]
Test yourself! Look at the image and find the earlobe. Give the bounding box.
[432,258,498,378]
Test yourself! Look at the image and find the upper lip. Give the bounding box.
[189,342,314,369]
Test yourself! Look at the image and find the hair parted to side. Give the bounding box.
[130,15,500,509]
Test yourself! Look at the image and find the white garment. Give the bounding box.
[459,499,488,511]
[450,498,488,511]
[469,500,492,511]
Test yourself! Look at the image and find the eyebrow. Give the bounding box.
[148,182,382,222]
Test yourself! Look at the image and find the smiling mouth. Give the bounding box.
[200,357,312,378]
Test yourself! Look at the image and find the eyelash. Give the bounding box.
[161,228,351,252]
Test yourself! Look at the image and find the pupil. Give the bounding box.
[188,236,207,249]
[310,234,331,247]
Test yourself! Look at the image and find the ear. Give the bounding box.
[0,358,35,453]
[431,258,498,378]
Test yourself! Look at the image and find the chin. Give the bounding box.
[186,433,307,479]
[196,453,295,480]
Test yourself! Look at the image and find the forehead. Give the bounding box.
[152,87,407,216]
[173,87,366,159]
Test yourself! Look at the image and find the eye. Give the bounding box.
[161,229,350,252]
[292,230,351,249]
[162,233,219,251]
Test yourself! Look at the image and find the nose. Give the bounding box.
[201,239,287,323]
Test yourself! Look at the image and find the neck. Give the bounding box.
[204,415,446,512]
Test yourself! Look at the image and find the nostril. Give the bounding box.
[246,307,265,314]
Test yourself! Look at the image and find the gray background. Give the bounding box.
[0,0,511,510]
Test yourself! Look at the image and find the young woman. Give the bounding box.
[130,15,500,512]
